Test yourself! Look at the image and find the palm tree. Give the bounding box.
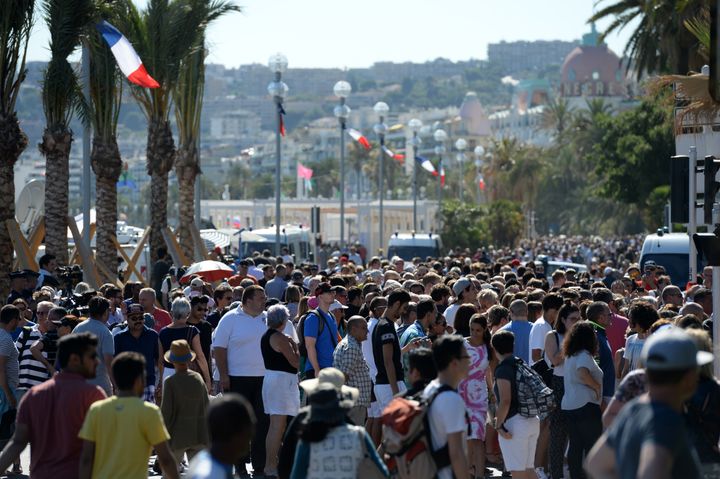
[40,0,94,265]
[87,20,123,277]
[174,0,239,261]
[590,0,706,78]
[539,98,574,141]
[0,0,35,295]
[116,0,219,270]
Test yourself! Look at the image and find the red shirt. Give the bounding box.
[17,371,106,479]
[152,307,173,333]
[607,313,629,355]
[227,274,257,287]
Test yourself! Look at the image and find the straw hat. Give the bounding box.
[163,339,196,364]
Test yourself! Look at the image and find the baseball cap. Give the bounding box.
[642,329,713,371]
[328,300,348,312]
[453,277,472,296]
[603,267,613,276]
[191,277,205,288]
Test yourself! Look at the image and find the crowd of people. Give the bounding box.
[0,237,716,479]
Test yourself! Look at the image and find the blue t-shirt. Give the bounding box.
[303,309,339,372]
[595,327,615,398]
[500,320,533,363]
[114,327,160,385]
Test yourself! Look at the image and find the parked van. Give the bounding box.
[639,232,704,287]
[239,225,313,263]
[387,233,443,261]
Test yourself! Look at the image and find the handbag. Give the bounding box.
[0,409,16,440]
[530,331,559,386]
[356,428,386,479]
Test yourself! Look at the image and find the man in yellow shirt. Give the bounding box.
[78,352,178,479]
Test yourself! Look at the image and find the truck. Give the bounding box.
[387,233,443,261]
[239,225,313,263]
[639,232,705,287]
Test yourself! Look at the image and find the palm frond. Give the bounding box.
[0,0,35,113]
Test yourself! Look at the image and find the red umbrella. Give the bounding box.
[181,260,234,283]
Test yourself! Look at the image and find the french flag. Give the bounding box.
[415,156,437,175]
[347,128,371,150]
[96,20,160,88]
[382,146,405,163]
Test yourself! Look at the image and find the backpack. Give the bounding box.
[515,357,556,419]
[297,309,334,358]
[380,385,455,479]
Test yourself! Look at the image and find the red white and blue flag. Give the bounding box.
[415,156,437,175]
[347,128,371,150]
[382,146,404,163]
[96,20,159,88]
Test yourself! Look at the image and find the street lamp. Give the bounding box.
[408,118,423,232]
[455,138,467,201]
[268,53,288,256]
[373,101,389,255]
[474,145,485,203]
[433,128,447,205]
[333,80,352,250]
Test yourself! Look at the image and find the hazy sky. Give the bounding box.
[26,0,635,69]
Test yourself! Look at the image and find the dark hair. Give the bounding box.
[469,313,493,359]
[112,352,146,390]
[39,253,56,269]
[430,283,452,301]
[432,334,466,371]
[629,302,659,332]
[408,347,437,383]
[592,288,614,304]
[586,301,609,323]
[49,306,68,322]
[347,286,362,304]
[387,289,411,308]
[487,305,509,328]
[242,285,264,305]
[190,295,209,307]
[0,305,19,325]
[87,296,110,318]
[562,321,598,357]
[213,283,232,302]
[491,330,514,355]
[677,314,703,330]
[207,393,256,443]
[542,293,564,312]
[58,332,98,369]
[416,298,437,320]
[556,301,580,335]
[454,304,477,337]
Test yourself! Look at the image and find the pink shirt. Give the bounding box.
[17,371,106,478]
[607,313,629,355]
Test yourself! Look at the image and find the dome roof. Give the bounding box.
[561,43,623,85]
[458,92,491,136]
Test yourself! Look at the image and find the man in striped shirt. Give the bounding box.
[16,301,55,397]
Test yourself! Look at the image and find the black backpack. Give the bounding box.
[297,309,336,358]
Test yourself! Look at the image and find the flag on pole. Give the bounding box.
[297,162,313,180]
[96,20,160,88]
[479,177,486,191]
[278,104,287,136]
[382,146,404,163]
[305,178,313,191]
[415,156,437,175]
[347,128,371,150]
[440,166,446,186]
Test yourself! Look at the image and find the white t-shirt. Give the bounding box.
[623,334,645,372]
[211,306,267,376]
[422,379,467,479]
[562,350,603,410]
[528,317,553,361]
[361,317,379,380]
[187,450,232,479]
[444,303,460,329]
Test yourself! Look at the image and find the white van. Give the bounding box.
[639,232,704,287]
[239,225,313,263]
[387,233,443,261]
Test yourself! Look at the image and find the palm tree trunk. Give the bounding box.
[91,137,122,279]
[40,127,72,265]
[147,120,176,268]
[0,112,28,297]
[176,145,199,262]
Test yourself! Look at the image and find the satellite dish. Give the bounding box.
[16,180,45,236]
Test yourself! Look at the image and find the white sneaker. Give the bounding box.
[535,467,549,479]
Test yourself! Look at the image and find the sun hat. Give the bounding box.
[163,339,196,364]
[305,383,356,424]
[299,367,359,404]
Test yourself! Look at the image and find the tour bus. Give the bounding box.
[387,232,443,261]
[640,231,704,287]
[239,225,313,263]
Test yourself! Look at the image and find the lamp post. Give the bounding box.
[433,128,447,205]
[373,102,389,255]
[268,53,288,256]
[455,138,467,201]
[408,118,423,232]
[474,145,484,203]
[333,81,352,250]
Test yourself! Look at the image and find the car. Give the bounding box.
[640,232,704,288]
[387,233,443,261]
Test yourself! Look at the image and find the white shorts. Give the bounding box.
[367,400,382,419]
[498,414,540,472]
[373,382,407,413]
[262,370,300,416]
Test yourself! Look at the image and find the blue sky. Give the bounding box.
[26,0,635,68]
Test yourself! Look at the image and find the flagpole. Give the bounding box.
[81,44,92,259]
[268,53,288,257]
[373,102,389,257]
[408,119,423,233]
[334,81,351,251]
